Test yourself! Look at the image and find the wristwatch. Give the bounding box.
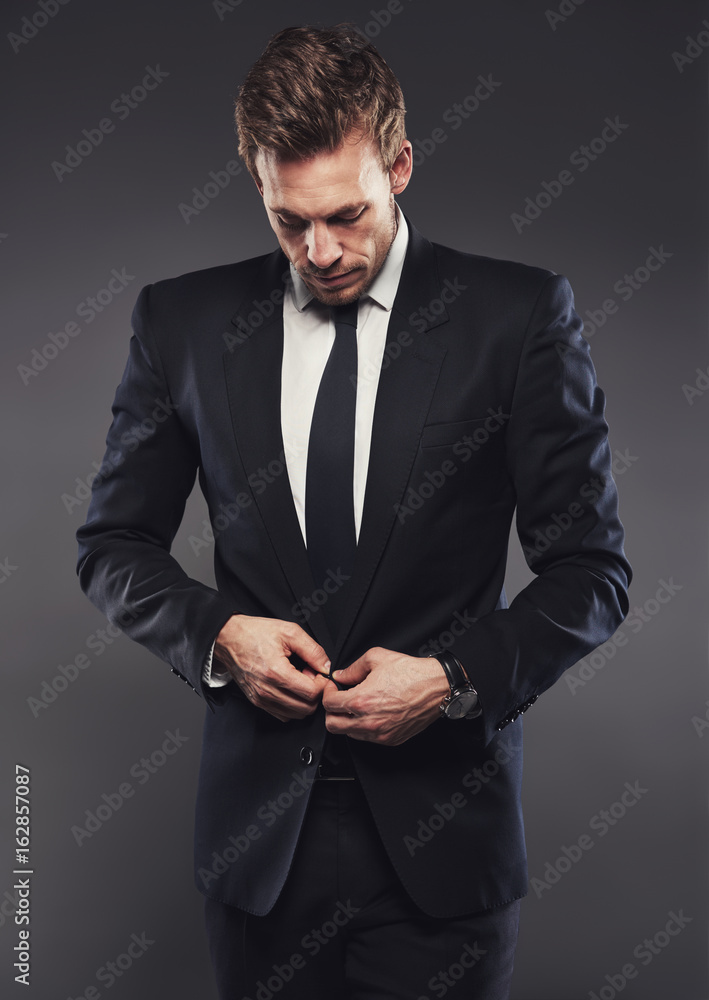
[430,652,482,720]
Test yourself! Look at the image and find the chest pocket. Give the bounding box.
[420,415,506,450]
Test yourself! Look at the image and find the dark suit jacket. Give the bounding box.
[76,220,631,918]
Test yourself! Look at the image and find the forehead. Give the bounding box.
[256,135,386,218]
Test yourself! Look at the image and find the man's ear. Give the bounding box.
[254,175,264,197]
[390,140,413,196]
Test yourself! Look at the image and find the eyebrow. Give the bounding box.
[270,203,366,220]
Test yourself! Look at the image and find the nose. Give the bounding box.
[306,222,342,271]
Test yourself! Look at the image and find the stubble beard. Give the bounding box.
[297,203,398,307]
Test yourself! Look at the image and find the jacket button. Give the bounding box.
[300,746,314,765]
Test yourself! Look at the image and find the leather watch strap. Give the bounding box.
[432,651,469,691]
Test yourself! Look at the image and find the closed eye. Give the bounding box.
[276,208,366,231]
[277,217,307,231]
[333,210,365,225]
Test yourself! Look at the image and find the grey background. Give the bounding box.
[2,0,707,997]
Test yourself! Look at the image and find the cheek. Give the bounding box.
[366,231,388,266]
[352,229,380,263]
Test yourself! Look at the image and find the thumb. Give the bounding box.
[331,658,369,688]
[285,626,331,677]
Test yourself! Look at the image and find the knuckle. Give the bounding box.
[260,664,279,685]
[351,694,369,714]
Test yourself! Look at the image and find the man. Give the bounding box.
[76,24,631,999]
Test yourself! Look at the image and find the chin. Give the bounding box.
[307,277,368,307]
[321,291,362,309]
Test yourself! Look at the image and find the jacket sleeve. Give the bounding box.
[452,274,632,745]
[75,284,237,702]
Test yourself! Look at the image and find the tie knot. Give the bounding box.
[331,301,359,331]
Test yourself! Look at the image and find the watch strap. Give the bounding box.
[431,651,469,691]
[430,652,481,720]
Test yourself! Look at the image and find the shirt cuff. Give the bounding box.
[203,639,232,688]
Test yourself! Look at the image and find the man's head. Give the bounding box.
[234,24,412,304]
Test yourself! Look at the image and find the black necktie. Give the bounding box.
[305,300,359,635]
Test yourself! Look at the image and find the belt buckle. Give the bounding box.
[315,763,356,781]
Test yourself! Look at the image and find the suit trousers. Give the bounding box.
[204,777,520,999]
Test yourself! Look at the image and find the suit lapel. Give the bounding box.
[222,251,334,648]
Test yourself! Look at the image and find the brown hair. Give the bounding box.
[234,24,406,180]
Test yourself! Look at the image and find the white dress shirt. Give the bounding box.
[205,207,409,685]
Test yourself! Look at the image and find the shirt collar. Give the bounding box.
[289,204,409,313]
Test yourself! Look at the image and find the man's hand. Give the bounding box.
[214,614,330,722]
[322,647,450,746]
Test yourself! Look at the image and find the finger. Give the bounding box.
[330,658,369,687]
[235,659,326,717]
[283,624,331,677]
[255,685,322,720]
[276,660,329,704]
[324,710,364,736]
[324,711,351,732]
[322,679,357,714]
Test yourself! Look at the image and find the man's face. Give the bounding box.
[254,133,412,306]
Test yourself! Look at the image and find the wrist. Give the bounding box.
[430,652,481,720]
[215,612,247,651]
[422,655,451,702]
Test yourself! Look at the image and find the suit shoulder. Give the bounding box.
[130,249,289,360]
[147,252,275,304]
[429,239,560,294]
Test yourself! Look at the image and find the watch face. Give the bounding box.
[446,690,478,719]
